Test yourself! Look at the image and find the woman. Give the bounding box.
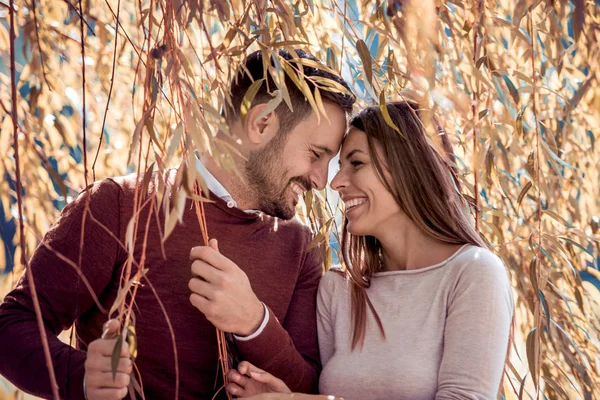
[226,101,514,400]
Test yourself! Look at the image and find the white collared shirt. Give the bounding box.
[195,156,269,340]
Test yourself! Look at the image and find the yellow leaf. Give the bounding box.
[254,89,283,122]
[240,78,265,126]
[516,181,533,211]
[356,39,373,84]
[379,92,401,136]
[314,87,330,124]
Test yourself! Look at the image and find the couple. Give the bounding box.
[0,49,512,400]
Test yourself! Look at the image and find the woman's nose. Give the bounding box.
[330,168,347,191]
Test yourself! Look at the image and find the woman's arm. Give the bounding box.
[245,393,342,400]
[436,250,514,399]
[227,361,343,399]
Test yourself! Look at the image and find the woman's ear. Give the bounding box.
[245,104,280,146]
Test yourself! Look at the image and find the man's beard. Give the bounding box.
[245,134,310,220]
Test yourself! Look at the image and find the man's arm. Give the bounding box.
[0,179,124,399]
[188,241,323,394]
[233,247,322,394]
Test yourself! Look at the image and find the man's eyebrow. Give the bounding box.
[313,145,335,156]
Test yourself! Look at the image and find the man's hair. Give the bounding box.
[225,49,355,133]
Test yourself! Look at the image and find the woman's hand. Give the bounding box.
[243,394,344,400]
[227,361,291,398]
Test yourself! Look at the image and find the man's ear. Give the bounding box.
[246,104,279,146]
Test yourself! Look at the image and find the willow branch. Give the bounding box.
[10,0,59,397]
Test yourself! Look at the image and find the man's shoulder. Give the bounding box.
[271,217,315,247]
[102,169,176,201]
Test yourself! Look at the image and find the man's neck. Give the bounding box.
[200,152,258,210]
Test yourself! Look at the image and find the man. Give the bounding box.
[0,49,354,399]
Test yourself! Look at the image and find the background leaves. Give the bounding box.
[1,0,599,398]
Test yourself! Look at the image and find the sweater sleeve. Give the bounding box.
[436,249,514,400]
[234,245,323,394]
[0,179,124,399]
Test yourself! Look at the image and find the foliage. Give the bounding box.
[1,0,599,398]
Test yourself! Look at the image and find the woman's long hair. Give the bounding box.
[341,101,487,350]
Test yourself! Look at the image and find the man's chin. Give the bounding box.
[259,200,296,220]
[274,207,296,220]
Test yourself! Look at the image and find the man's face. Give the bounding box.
[246,102,347,220]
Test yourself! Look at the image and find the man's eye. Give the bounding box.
[311,150,322,160]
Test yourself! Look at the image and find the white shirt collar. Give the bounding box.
[195,155,261,214]
[195,156,238,208]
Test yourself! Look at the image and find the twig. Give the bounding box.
[194,186,232,400]
[471,0,483,230]
[62,0,96,35]
[78,0,88,187]
[9,0,59,398]
[102,0,145,64]
[92,0,121,181]
[29,0,52,91]
[529,12,542,399]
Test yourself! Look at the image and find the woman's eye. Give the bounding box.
[350,160,363,167]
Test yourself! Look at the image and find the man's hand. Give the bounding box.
[84,319,132,400]
[227,361,292,398]
[189,239,265,336]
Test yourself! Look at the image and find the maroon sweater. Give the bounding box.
[0,174,322,399]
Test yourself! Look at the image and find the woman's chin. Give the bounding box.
[346,221,369,236]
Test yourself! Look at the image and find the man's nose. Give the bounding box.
[310,165,329,191]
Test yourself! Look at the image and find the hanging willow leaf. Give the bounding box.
[379,91,401,135]
[591,216,599,234]
[240,78,265,126]
[518,372,528,400]
[539,290,552,340]
[356,39,373,85]
[254,89,283,122]
[529,256,539,294]
[288,57,339,76]
[526,328,539,389]
[542,375,570,400]
[573,0,585,43]
[525,150,536,180]
[111,334,124,381]
[566,77,592,114]
[314,87,330,123]
[126,323,138,361]
[516,180,532,211]
[502,74,520,106]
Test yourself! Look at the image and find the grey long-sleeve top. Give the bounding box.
[318,245,514,400]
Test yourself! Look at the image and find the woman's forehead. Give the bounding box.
[341,128,368,152]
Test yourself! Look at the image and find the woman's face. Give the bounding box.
[331,128,403,237]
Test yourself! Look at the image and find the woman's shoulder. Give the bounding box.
[448,245,513,307]
[451,245,508,279]
[320,266,347,289]
[317,267,349,302]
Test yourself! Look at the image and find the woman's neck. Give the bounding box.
[375,215,464,272]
